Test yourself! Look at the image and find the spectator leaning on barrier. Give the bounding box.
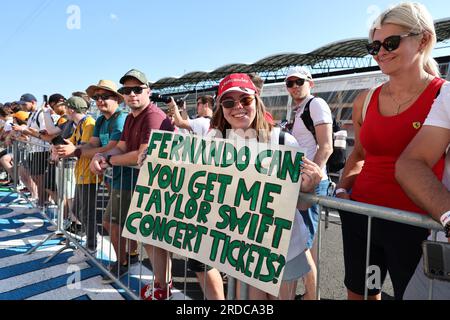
[209,73,323,300]
[89,69,175,299]
[61,80,126,263]
[396,81,450,299]
[84,80,127,181]
[169,95,213,136]
[285,66,333,300]
[39,93,69,205]
[85,79,140,264]
[12,93,49,205]
[42,93,74,141]
[335,2,446,300]
[0,106,14,183]
[54,96,98,263]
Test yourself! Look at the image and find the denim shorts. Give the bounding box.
[282,251,310,281]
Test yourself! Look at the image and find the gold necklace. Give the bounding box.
[387,74,430,115]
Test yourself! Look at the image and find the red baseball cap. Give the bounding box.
[217,73,257,102]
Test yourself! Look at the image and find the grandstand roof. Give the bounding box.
[436,17,450,42]
[152,18,450,91]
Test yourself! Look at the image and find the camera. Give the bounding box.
[150,93,185,106]
[422,240,450,282]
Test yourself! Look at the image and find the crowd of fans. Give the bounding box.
[1,2,449,301]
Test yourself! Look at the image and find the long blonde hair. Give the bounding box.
[369,2,440,76]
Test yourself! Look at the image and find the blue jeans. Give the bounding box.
[300,179,329,249]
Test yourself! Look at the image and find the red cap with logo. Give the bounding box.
[217,73,257,102]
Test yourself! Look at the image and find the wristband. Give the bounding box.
[74,148,82,159]
[335,188,348,196]
[440,211,450,228]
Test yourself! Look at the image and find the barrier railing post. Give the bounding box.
[227,277,236,300]
[428,230,437,300]
[363,216,372,300]
[43,158,76,263]
[316,204,323,300]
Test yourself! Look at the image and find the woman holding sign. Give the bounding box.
[210,73,323,300]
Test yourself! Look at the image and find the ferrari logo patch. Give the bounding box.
[412,122,422,130]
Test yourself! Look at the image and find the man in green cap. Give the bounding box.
[90,68,175,299]
[55,96,98,262]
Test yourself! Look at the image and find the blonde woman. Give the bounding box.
[335,2,446,300]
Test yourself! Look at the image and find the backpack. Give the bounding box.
[29,109,43,129]
[300,97,346,173]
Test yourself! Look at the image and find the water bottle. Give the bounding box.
[334,130,347,149]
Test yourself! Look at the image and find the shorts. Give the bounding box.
[187,259,213,273]
[300,179,329,248]
[282,251,310,281]
[26,151,49,176]
[44,162,57,191]
[339,209,428,299]
[104,189,133,227]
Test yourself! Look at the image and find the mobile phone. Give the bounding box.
[422,240,450,282]
[43,95,48,104]
[51,135,68,146]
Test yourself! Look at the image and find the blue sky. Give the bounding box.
[0,0,449,102]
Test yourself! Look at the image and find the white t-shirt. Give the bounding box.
[424,81,450,242]
[291,95,332,180]
[27,109,48,151]
[227,127,308,261]
[188,117,211,136]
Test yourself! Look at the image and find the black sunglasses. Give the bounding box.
[366,33,419,56]
[286,78,306,88]
[220,95,255,109]
[118,86,148,95]
[92,94,115,101]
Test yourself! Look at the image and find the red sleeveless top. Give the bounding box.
[351,77,446,215]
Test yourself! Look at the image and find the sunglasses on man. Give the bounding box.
[118,86,148,95]
[286,78,306,88]
[92,94,115,101]
[366,33,419,56]
[220,95,255,109]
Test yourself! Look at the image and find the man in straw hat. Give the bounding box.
[61,81,128,264]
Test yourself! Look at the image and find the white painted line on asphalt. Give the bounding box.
[0,217,44,238]
[0,245,65,268]
[0,262,90,293]
[27,276,125,300]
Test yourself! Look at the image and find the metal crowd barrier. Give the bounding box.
[299,192,445,300]
[0,139,45,208]
[8,139,447,301]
